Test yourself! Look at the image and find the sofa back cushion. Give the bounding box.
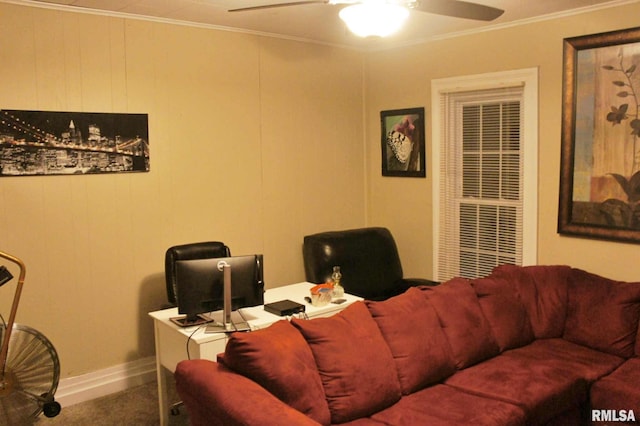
[423,278,500,369]
[366,287,456,394]
[291,301,401,424]
[471,276,534,351]
[492,264,571,338]
[224,320,331,425]
[563,268,640,359]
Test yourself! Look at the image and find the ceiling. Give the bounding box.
[16,0,630,49]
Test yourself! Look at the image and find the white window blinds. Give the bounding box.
[437,87,524,280]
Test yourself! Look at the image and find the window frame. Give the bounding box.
[431,68,539,281]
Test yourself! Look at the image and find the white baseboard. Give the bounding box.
[54,356,157,407]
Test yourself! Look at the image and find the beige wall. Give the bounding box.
[0,3,365,377]
[365,2,640,283]
[2,0,639,381]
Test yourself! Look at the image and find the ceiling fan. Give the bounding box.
[228,0,504,38]
[229,0,503,21]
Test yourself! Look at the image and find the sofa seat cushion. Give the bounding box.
[505,338,624,382]
[591,358,640,416]
[563,268,640,358]
[491,265,571,339]
[445,352,586,424]
[422,278,500,369]
[291,301,402,424]
[224,320,331,425]
[367,384,526,426]
[471,276,534,351]
[366,287,456,394]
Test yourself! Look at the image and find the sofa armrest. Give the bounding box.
[175,359,322,426]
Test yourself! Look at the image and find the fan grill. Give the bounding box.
[0,324,60,423]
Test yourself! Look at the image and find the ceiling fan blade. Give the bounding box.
[229,1,329,12]
[414,0,504,21]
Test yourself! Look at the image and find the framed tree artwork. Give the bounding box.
[381,107,426,177]
[558,26,640,243]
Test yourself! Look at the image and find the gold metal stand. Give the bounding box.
[0,250,25,390]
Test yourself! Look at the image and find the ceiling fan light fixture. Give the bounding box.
[338,2,409,38]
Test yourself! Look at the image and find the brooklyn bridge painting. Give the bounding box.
[0,109,149,176]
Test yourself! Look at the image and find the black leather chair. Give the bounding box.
[303,227,437,301]
[163,241,231,416]
[164,241,231,307]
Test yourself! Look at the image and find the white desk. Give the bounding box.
[148,282,361,426]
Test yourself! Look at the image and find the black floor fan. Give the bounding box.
[0,250,62,423]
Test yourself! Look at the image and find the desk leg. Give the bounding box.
[157,365,169,426]
[154,321,170,426]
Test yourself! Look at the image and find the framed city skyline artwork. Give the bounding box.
[0,109,149,177]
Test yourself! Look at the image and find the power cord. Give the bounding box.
[293,311,309,320]
[185,324,207,360]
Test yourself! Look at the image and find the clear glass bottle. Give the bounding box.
[331,266,344,298]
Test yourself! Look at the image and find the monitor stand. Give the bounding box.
[205,310,251,333]
[206,260,236,333]
[169,314,213,327]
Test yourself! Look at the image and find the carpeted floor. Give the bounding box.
[34,377,189,426]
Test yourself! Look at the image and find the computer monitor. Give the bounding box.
[171,254,264,327]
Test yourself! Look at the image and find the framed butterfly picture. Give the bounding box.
[381,107,426,177]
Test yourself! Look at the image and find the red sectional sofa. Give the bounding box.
[174,265,640,425]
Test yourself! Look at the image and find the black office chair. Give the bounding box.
[303,227,438,301]
[163,241,230,416]
[164,241,231,308]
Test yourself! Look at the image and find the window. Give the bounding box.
[432,69,538,281]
